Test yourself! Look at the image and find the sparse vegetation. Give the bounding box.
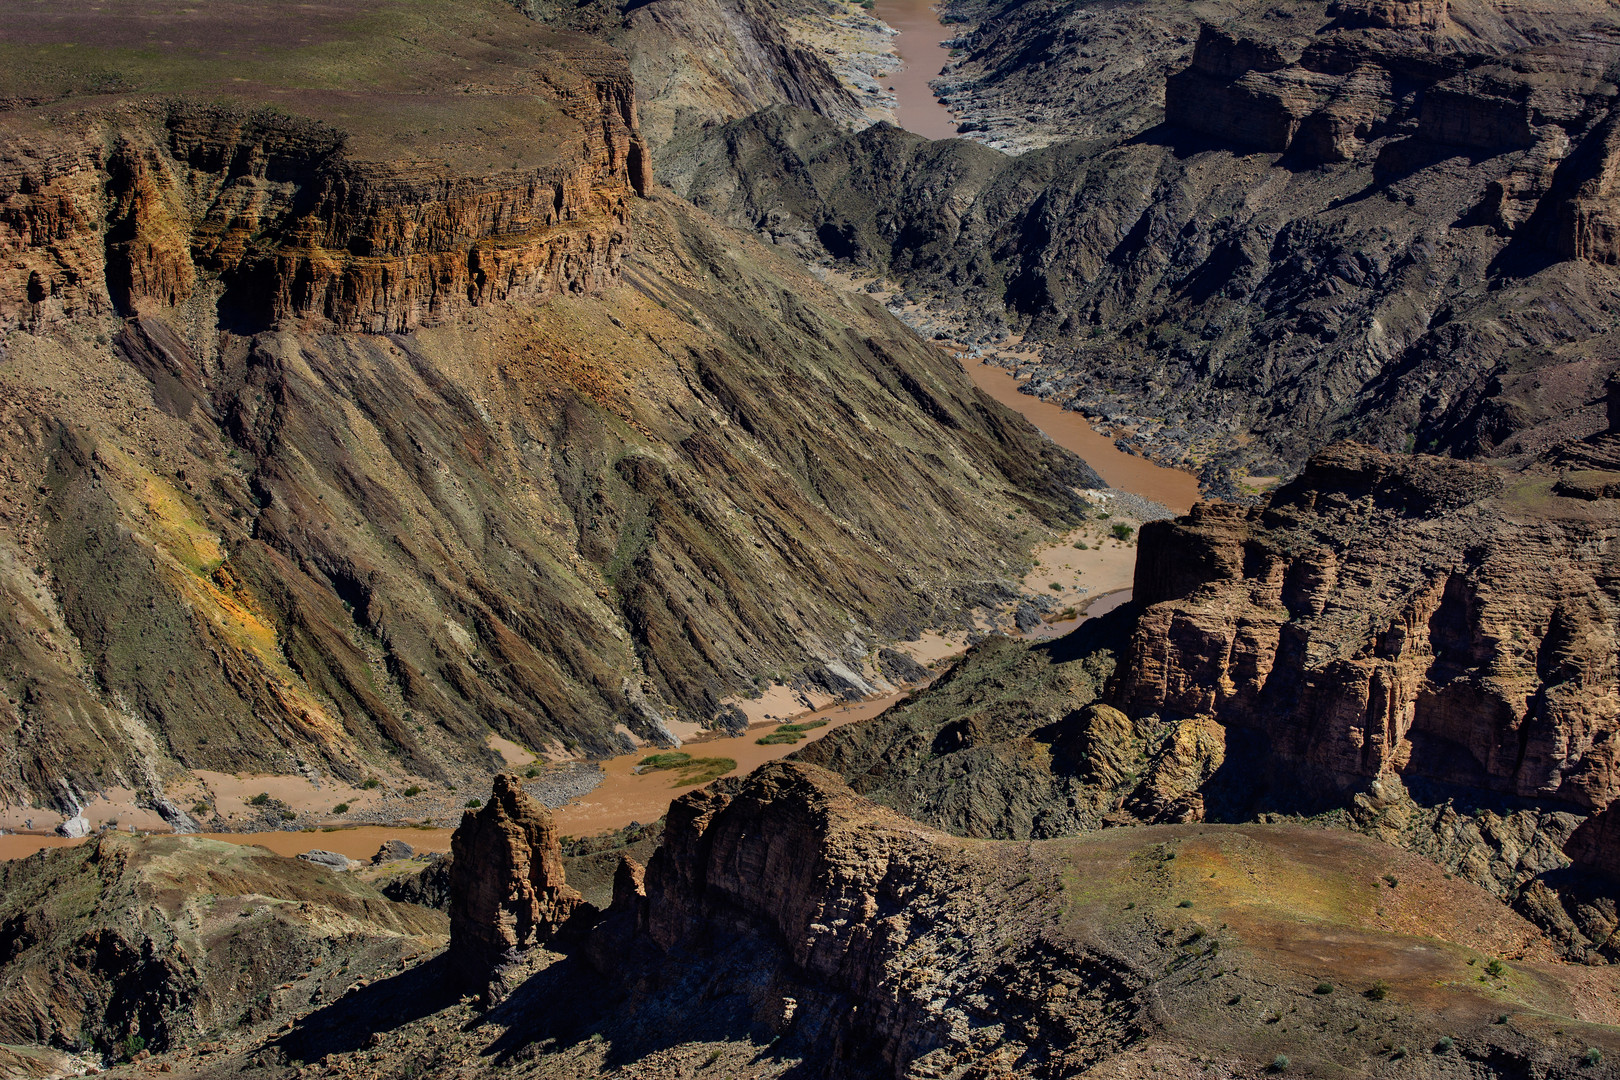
[1485,958,1507,977]
[191,802,210,816]
[361,778,380,790]
[332,803,349,814]
[1366,980,1390,1001]
[1382,873,1398,887]
[1435,1037,1454,1054]
[403,785,423,797]
[248,792,272,807]
[639,751,736,786]
[1584,1047,1603,1066]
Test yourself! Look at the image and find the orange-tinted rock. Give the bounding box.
[448,774,582,984]
[1,60,646,333]
[1113,444,1620,822]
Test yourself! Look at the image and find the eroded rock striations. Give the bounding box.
[0,0,1100,813]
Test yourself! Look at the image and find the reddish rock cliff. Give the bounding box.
[1,46,648,334]
[449,774,583,987]
[1111,444,1620,869]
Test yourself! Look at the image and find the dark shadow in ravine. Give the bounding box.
[273,953,461,1062]
[474,936,821,1075]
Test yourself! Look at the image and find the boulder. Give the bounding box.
[297,850,359,872]
[371,839,415,865]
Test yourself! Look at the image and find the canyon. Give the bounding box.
[0,0,1104,824]
[5,0,1620,1075]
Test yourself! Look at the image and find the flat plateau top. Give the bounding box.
[0,0,624,169]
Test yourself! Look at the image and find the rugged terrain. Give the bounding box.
[0,0,1103,819]
[660,0,1620,487]
[25,761,1618,1079]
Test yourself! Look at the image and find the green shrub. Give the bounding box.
[361,778,380,790]
[465,798,482,809]
[332,803,350,814]
[639,753,735,786]
[757,731,803,745]
[1269,1054,1289,1073]
[1434,1037,1454,1054]
[1382,873,1398,887]
[1366,980,1390,1001]
[1074,541,1089,550]
[1049,581,1063,591]
[403,785,423,797]
[248,792,271,807]
[191,802,210,816]
[1313,982,1333,995]
[525,767,540,779]
[775,720,827,734]
[1176,899,1193,908]
[1485,959,1507,977]
[121,1034,146,1062]
[1583,1047,1603,1067]
[1111,523,1135,542]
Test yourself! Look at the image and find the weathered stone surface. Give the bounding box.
[297,850,360,873]
[448,774,582,984]
[371,840,415,865]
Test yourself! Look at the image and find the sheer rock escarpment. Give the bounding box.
[1107,442,1620,952]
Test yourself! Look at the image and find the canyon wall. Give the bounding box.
[661,0,1620,483]
[4,90,646,336]
[1112,443,1620,816]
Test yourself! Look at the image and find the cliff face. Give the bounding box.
[1113,443,1620,816]
[5,92,645,336]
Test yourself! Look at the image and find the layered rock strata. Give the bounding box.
[0,0,1101,811]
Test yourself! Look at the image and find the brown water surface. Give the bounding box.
[551,692,904,835]
[873,0,960,139]
[962,359,1201,513]
[0,695,907,859]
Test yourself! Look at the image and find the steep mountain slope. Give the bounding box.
[660,0,1620,482]
[0,0,1098,816]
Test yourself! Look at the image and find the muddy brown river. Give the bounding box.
[873,0,961,139]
